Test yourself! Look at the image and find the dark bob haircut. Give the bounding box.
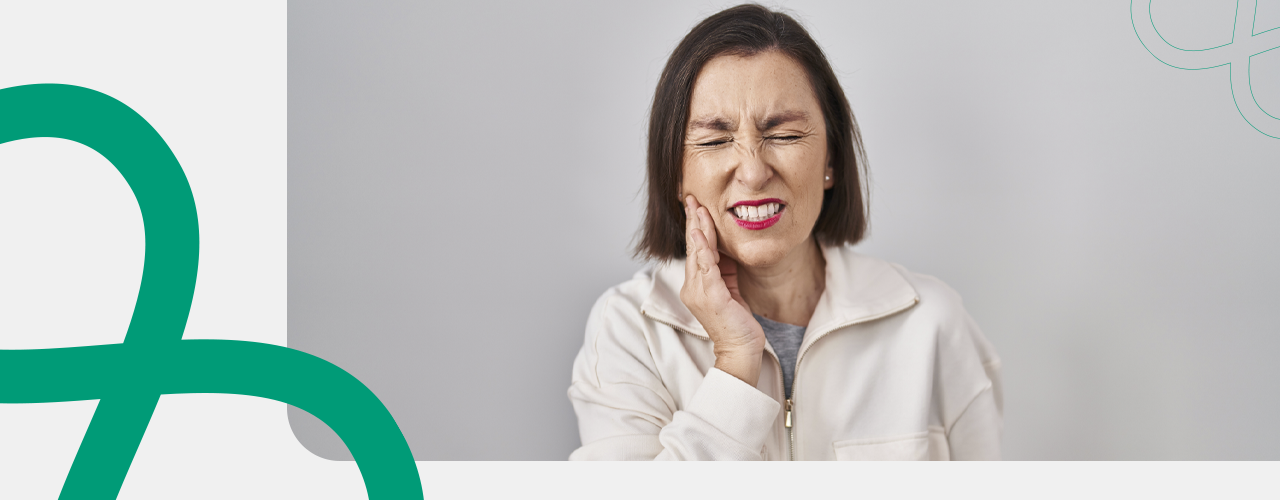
[634,3,869,261]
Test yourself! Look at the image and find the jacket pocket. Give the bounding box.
[832,431,930,461]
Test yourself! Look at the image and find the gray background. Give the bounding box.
[289,0,1280,460]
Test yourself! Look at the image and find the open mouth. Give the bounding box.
[730,198,784,230]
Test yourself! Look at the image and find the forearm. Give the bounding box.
[570,368,780,461]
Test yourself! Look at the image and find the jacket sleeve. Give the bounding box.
[567,292,781,460]
[942,305,1004,460]
[947,377,1002,460]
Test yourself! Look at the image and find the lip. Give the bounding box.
[731,198,784,208]
[729,198,785,230]
[735,212,781,230]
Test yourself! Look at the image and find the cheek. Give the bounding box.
[778,151,827,201]
[681,156,727,195]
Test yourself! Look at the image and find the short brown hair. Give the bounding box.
[634,4,869,260]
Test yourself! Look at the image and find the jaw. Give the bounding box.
[721,235,796,269]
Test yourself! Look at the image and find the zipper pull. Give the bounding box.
[784,399,792,428]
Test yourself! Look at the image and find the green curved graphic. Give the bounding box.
[1132,0,1280,139]
[0,84,423,500]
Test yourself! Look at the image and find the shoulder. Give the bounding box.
[581,264,675,356]
[830,246,969,327]
[898,263,995,354]
[891,264,970,324]
[878,256,1003,401]
[830,247,999,366]
[586,265,660,324]
[573,265,673,388]
[853,252,1005,418]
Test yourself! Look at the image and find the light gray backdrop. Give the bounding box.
[289,0,1280,460]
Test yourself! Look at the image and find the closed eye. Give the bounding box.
[768,135,803,142]
[697,138,732,147]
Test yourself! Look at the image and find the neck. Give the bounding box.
[738,237,826,327]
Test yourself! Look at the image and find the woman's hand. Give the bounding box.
[680,195,766,386]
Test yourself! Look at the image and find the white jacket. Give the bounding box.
[568,245,1003,460]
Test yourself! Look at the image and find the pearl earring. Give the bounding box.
[825,175,830,181]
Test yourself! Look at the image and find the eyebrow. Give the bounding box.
[759,110,810,131]
[688,116,735,131]
[688,111,811,132]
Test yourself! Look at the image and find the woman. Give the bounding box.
[568,4,1002,460]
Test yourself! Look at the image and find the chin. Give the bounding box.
[727,238,795,268]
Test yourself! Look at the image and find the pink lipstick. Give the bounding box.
[730,198,784,230]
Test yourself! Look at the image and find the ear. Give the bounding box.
[676,181,684,202]
[823,166,835,190]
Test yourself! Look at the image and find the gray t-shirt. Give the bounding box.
[754,313,805,399]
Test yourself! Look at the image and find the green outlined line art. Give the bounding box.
[1254,0,1280,36]
[0,84,424,500]
[1132,0,1280,138]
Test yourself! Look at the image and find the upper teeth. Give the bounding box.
[733,203,781,221]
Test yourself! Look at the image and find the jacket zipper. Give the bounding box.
[765,347,789,461]
[784,328,839,461]
[784,297,919,461]
[646,297,916,461]
[784,398,794,460]
[645,311,793,460]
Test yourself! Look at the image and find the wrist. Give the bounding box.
[713,342,763,361]
[712,332,765,356]
[713,348,763,386]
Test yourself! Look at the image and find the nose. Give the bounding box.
[732,140,773,191]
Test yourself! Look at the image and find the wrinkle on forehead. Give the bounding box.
[686,51,820,131]
[688,110,812,133]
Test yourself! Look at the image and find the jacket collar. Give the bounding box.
[639,245,920,340]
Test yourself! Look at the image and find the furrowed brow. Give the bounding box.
[688,116,735,132]
[759,111,810,131]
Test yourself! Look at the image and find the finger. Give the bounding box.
[685,196,703,245]
[684,196,698,277]
[685,195,707,268]
[691,229,731,297]
[685,196,717,265]
[686,195,702,233]
[697,206,720,264]
[690,228,715,275]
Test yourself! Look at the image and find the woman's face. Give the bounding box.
[681,50,833,268]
